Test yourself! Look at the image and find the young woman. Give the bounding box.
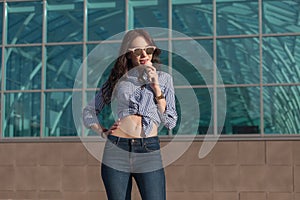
[83,29,177,200]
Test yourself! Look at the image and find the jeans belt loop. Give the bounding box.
[116,137,120,145]
[141,138,144,147]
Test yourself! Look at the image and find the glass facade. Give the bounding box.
[0,0,299,139]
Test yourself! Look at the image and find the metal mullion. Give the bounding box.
[0,1,8,140]
[40,0,47,138]
[45,41,84,46]
[82,0,87,138]
[213,0,217,136]
[262,32,300,37]
[125,0,129,30]
[168,0,172,136]
[5,43,43,47]
[259,0,264,137]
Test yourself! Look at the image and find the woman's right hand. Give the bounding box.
[90,124,108,137]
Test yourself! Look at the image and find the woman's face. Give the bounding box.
[128,36,154,67]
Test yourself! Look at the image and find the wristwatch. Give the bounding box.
[155,92,165,101]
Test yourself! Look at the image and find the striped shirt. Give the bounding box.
[82,68,178,136]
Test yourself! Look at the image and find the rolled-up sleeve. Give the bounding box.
[160,75,178,130]
[82,89,105,128]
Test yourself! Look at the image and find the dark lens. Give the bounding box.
[133,48,143,56]
[145,47,155,54]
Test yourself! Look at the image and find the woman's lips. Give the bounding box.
[140,60,147,65]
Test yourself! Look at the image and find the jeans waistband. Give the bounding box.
[107,134,159,145]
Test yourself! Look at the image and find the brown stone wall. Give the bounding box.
[0,140,299,200]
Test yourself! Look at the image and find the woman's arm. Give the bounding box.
[83,88,121,137]
[159,75,178,130]
[82,89,107,133]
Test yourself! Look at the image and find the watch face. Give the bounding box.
[156,93,165,100]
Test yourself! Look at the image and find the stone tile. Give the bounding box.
[161,141,189,166]
[15,166,37,190]
[38,143,62,166]
[213,142,238,165]
[214,165,239,191]
[0,143,15,166]
[63,192,86,200]
[239,192,266,200]
[294,193,300,200]
[85,142,103,166]
[0,191,15,199]
[167,192,212,200]
[39,191,63,199]
[38,166,61,191]
[294,165,300,192]
[185,192,212,200]
[266,166,293,192]
[62,143,87,166]
[132,180,140,200]
[267,193,292,200]
[293,141,300,165]
[186,165,213,192]
[165,165,186,192]
[87,192,107,200]
[0,166,15,190]
[266,141,292,165]
[62,166,86,191]
[86,166,104,192]
[239,141,265,165]
[87,151,101,166]
[186,142,213,165]
[214,192,238,200]
[16,191,38,199]
[166,192,186,200]
[240,166,266,191]
[16,143,38,166]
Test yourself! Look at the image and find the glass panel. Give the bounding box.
[172,87,212,135]
[7,1,43,44]
[4,92,40,137]
[47,0,83,42]
[219,87,260,135]
[44,92,78,137]
[217,37,260,84]
[86,43,118,89]
[264,86,300,134]
[216,0,259,35]
[6,47,42,90]
[128,0,168,30]
[197,87,213,135]
[172,0,213,37]
[87,0,125,41]
[263,0,300,34]
[46,45,82,89]
[172,39,213,86]
[0,2,3,44]
[263,36,300,84]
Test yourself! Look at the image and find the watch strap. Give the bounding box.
[155,93,165,101]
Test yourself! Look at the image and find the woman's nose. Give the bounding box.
[141,49,148,57]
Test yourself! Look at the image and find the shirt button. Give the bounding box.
[132,139,135,143]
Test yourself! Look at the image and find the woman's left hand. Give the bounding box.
[144,62,159,91]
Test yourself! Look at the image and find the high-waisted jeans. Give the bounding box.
[101,134,166,200]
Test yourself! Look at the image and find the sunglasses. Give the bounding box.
[128,46,156,56]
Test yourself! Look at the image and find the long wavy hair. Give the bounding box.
[101,29,161,104]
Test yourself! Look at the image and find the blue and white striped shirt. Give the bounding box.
[82,68,178,136]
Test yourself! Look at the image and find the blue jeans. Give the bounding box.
[101,135,166,200]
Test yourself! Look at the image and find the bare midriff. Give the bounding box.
[111,114,158,138]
